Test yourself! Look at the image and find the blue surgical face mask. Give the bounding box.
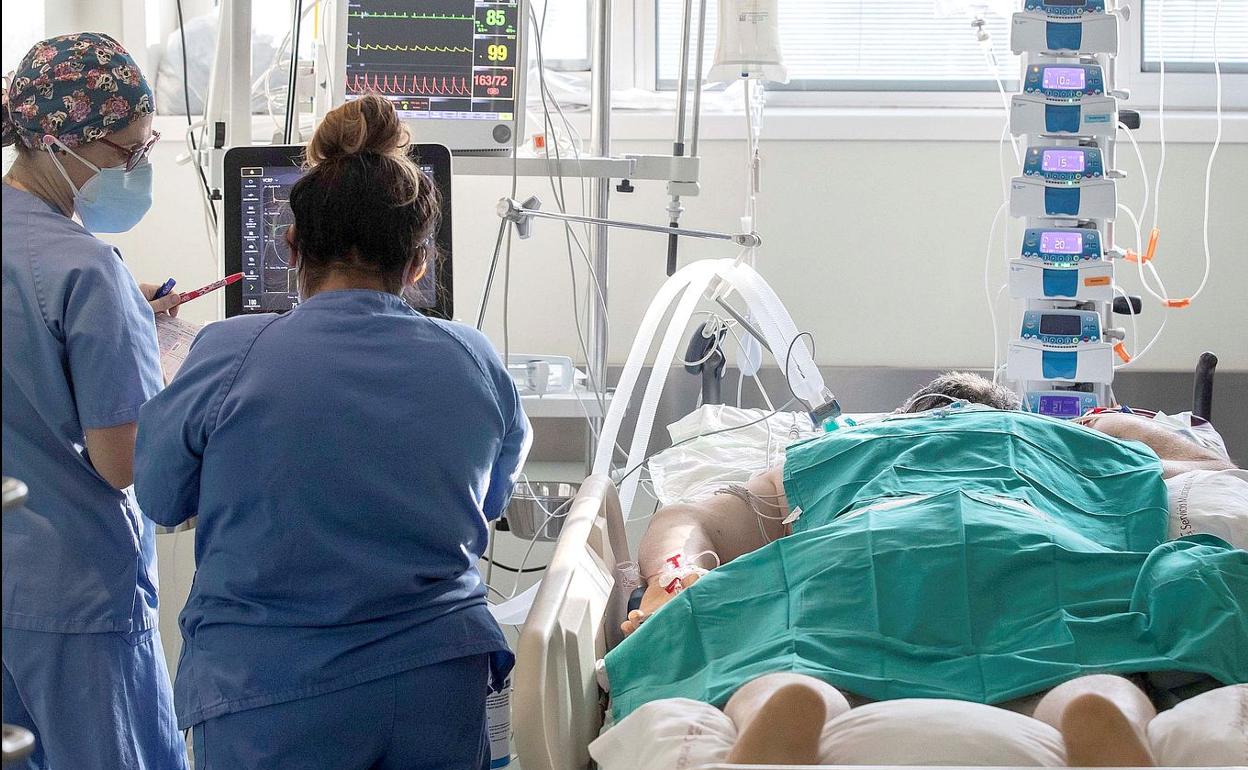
[45,141,153,233]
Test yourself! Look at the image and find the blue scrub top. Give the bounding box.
[134,289,531,728]
[2,184,163,634]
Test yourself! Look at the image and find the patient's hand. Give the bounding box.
[620,574,700,637]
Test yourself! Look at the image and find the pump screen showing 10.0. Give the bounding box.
[346,1,517,120]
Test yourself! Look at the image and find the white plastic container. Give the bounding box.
[486,677,512,768]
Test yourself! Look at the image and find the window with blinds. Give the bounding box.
[1142,0,1248,73]
[656,1,1020,90]
[530,0,590,67]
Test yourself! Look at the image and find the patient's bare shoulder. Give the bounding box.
[1084,413,1238,478]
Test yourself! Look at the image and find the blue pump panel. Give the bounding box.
[1042,351,1079,380]
[1020,310,1101,346]
[1025,390,1100,419]
[1023,64,1106,101]
[1021,227,1103,266]
[1024,0,1108,17]
[1046,22,1084,51]
[1045,104,1082,133]
[1042,268,1080,297]
[1045,187,1082,215]
[1023,146,1106,184]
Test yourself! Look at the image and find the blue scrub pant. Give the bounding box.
[191,653,491,770]
[2,626,187,770]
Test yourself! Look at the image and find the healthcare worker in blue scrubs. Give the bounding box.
[134,94,531,769]
[2,34,187,770]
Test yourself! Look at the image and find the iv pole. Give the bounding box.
[587,0,613,467]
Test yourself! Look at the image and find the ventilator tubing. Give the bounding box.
[719,262,826,405]
[593,259,827,519]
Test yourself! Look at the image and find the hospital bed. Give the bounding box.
[511,354,1237,770]
[511,472,1244,770]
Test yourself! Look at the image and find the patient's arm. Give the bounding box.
[622,468,789,635]
[1086,413,1238,478]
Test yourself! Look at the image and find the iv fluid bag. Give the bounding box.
[709,0,789,84]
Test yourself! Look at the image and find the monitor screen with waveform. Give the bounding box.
[224,144,454,320]
[345,0,519,122]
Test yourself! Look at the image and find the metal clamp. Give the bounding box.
[497,196,763,248]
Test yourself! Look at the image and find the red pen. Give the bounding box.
[178,273,244,303]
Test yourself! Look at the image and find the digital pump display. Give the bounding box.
[1046,0,1087,6]
[1040,231,1083,254]
[1041,150,1086,173]
[1039,395,1082,417]
[1042,67,1086,90]
[1040,314,1083,336]
[238,165,439,314]
[345,0,519,121]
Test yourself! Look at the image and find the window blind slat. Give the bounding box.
[657,0,1019,86]
[1143,0,1248,68]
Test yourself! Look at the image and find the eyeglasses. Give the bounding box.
[98,130,161,172]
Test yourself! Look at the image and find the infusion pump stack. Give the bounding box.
[1005,0,1138,419]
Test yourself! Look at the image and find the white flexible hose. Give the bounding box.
[1152,0,1167,234]
[592,260,721,481]
[721,263,826,404]
[984,202,1008,382]
[617,266,723,518]
[1193,0,1223,303]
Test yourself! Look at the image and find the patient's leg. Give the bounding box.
[1032,674,1156,767]
[723,673,850,765]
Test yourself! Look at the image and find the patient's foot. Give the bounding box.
[1060,692,1156,767]
[725,683,826,766]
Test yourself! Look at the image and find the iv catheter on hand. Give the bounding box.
[496,196,764,250]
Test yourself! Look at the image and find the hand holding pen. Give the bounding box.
[141,273,243,317]
[142,278,181,316]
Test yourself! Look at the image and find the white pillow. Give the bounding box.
[1165,469,1248,550]
[818,699,1064,766]
[1149,684,1248,766]
[589,698,736,770]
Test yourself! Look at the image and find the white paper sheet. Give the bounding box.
[488,580,542,626]
[155,314,202,380]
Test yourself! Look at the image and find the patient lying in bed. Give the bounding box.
[609,373,1244,767]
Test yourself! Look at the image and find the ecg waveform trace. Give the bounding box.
[348,11,473,21]
[348,42,473,54]
[349,73,471,97]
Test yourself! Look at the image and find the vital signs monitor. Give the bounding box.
[332,0,526,154]
[222,144,454,319]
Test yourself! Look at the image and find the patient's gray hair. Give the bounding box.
[901,371,1023,413]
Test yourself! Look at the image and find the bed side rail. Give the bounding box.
[1193,351,1218,422]
[513,475,629,770]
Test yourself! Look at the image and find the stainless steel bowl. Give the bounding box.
[505,482,580,542]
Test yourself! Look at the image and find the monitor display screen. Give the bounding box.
[1045,0,1087,6]
[1042,150,1086,173]
[1039,395,1082,417]
[1040,314,1084,336]
[1040,231,1083,254]
[224,144,453,320]
[237,163,441,314]
[345,0,519,121]
[1042,67,1086,90]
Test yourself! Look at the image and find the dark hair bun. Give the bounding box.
[306,93,408,165]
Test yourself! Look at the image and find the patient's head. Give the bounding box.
[900,372,1022,413]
